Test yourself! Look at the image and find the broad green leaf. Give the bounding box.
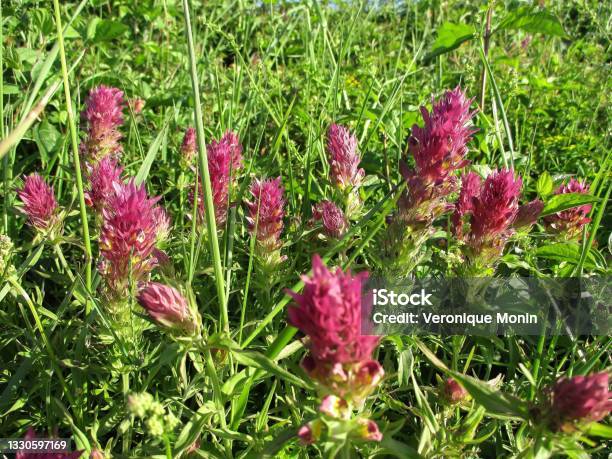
[535,242,599,268]
[90,19,129,42]
[541,193,599,217]
[231,349,312,390]
[426,22,475,60]
[498,7,567,37]
[537,171,553,197]
[585,422,612,439]
[134,113,171,185]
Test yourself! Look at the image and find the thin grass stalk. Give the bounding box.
[1,0,6,233]
[182,0,228,332]
[574,181,610,275]
[479,43,515,168]
[51,0,92,299]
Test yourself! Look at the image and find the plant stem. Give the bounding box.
[182,0,228,332]
[52,0,93,306]
[479,5,493,110]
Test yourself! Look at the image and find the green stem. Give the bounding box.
[182,0,228,332]
[51,0,92,306]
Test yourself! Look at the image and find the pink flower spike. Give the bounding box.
[551,372,611,427]
[327,124,364,190]
[246,177,285,250]
[85,157,124,212]
[181,127,197,163]
[469,169,522,242]
[287,255,378,366]
[409,86,475,184]
[79,85,125,164]
[18,173,59,230]
[514,199,544,229]
[99,180,162,293]
[137,282,198,334]
[312,200,348,238]
[452,171,481,237]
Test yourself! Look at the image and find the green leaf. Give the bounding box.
[415,339,529,420]
[498,7,567,37]
[379,437,424,458]
[134,113,171,185]
[541,193,599,217]
[89,19,129,42]
[585,422,612,439]
[535,242,599,268]
[230,349,312,390]
[536,171,554,197]
[34,119,62,164]
[425,22,475,60]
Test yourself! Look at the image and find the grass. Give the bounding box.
[0,1,610,458]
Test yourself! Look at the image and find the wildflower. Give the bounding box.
[312,200,348,238]
[181,127,197,164]
[79,85,125,164]
[441,377,468,404]
[319,395,349,419]
[468,169,522,244]
[327,124,364,190]
[99,180,163,296]
[549,372,611,430]
[18,173,59,231]
[383,88,475,276]
[84,157,124,212]
[193,131,243,226]
[544,178,592,239]
[246,177,285,252]
[16,428,83,459]
[129,97,145,115]
[137,282,198,334]
[451,171,482,238]
[354,419,383,442]
[298,422,323,445]
[513,199,544,229]
[409,87,475,185]
[287,255,382,406]
[90,450,105,459]
[153,206,171,243]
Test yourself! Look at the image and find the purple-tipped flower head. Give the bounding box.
[99,180,163,295]
[312,200,348,238]
[549,372,611,430]
[514,199,544,229]
[442,377,468,404]
[246,177,285,251]
[79,85,125,164]
[18,173,59,231]
[544,178,592,239]
[469,170,522,242]
[16,428,83,459]
[409,87,475,185]
[180,127,197,164]
[137,282,198,334]
[327,124,364,190]
[85,157,124,212]
[287,255,378,366]
[193,131,243,226]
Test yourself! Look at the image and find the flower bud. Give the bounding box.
[442,377,468,404]
[137,282,198,334]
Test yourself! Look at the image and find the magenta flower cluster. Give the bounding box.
[180,127,197,164]
[452,169,541,267]
[288,255,383,444]
[79,85,125,165]
[399,87,475,223]
[99,180,166,296]
[246,177,285,250]
[544,178,592,239]
[137,282,198,334]
[327,124,364,191]
[549,372,611,431]
[312,200,348,239]
[84,157,124,212]
[18,173,59,231]
[193,131,243,227]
